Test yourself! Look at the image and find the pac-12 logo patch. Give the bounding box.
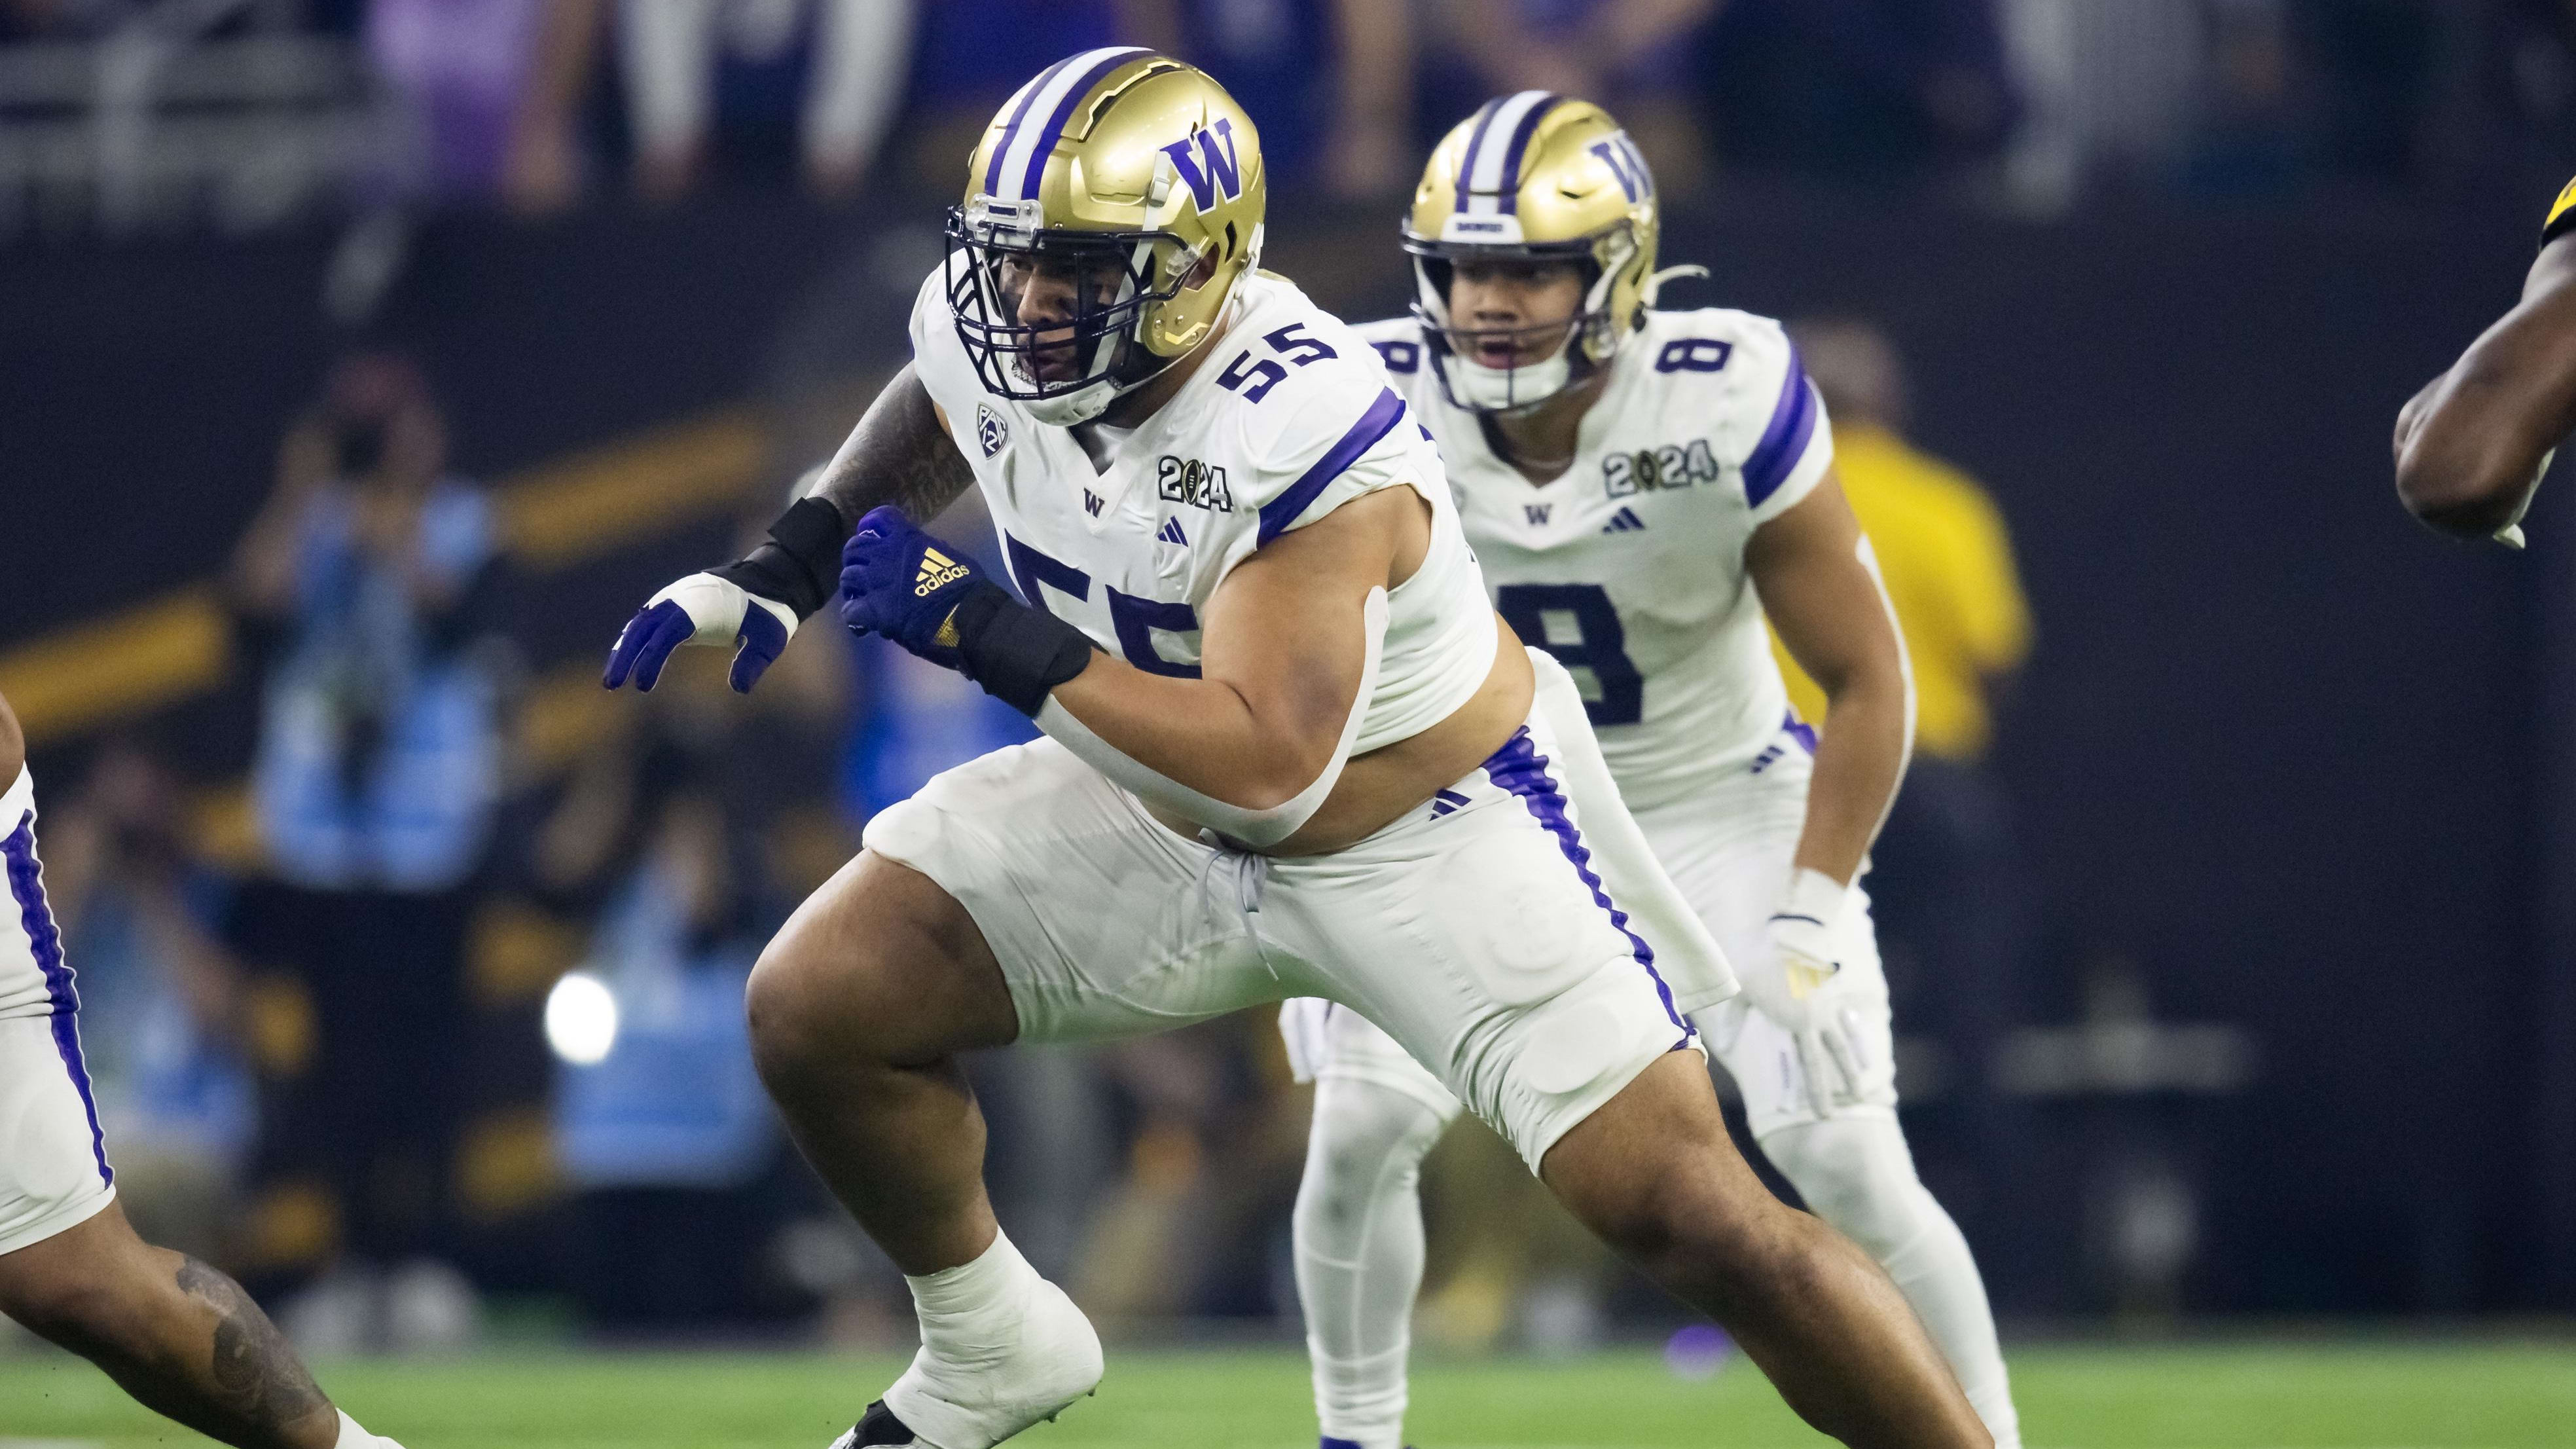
[976,402,1009,458]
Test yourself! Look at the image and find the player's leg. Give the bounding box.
[1271,708,1986,1449]
[745,739,1282,1449]
[1760,1116,2019,1449]
[1540,1054,1987,1449]
[746,849,1102,1449]
[1684,826,2020,1449]
[1284,1003,1463,1449]
[0,1199,398,1449]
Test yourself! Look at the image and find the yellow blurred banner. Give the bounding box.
[0,586,232,746]
[1,407,769,749]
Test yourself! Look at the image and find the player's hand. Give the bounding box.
[602,572,799,695]
[837,505,994,670]
[1739,870,1873,1117]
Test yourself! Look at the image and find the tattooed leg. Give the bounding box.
[0,1201,344,1449]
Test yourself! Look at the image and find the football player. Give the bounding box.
[0,688,406,1449]
[603,52,1989,1449]
[1279,94,2021,1449]
[2393,175,2576,545]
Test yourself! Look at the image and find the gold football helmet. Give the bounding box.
[1403,94,1672,413]
[948,49,1268,425]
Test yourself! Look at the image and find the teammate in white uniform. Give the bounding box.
[1279,95,2022,1449]
[604,52,1987,1449]
[0,689,406,1449]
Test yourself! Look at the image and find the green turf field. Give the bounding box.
[3,1342,2571,1449]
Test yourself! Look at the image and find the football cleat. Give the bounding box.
[831,1401,917,1449]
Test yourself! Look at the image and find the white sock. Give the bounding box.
[1761,1117,2023,1449]
[885,1228,1102,1449]
[1294,1075,1457,1449]
[335,1409,401,1448]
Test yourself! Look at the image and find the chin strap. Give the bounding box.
[1033,587,1387,849]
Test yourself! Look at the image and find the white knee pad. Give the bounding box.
[1757,1116,1928,1261]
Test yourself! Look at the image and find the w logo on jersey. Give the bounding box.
[1083,490,1105,517]
[1587,132,1653,203]
[1160,117,1244,211]
[1523,504,1552,526]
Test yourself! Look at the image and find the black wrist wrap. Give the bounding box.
[709,496,847,619]
[949,583,1098,716]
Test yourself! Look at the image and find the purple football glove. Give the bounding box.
[837,505,994,670]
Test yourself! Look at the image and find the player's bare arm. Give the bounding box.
[1745,474,1912,887]
[808,363,980,528]
[1049,486,1534,853]
[2394,234,2576,541]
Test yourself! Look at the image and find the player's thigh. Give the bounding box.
[748,848,1018,1071]
[0,1198,162,1336]
[0,1017,115,1270]
[1282,714,1696,1175]
[857,737,1289,1047]
[1536,1049,1782,1262]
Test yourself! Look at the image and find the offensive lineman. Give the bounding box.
[602,51,1989,1449]
[2393,175,2576,543]
[1280,95,2022,1449]
[0,688,407,1449]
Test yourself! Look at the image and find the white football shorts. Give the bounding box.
[1282,719,1898,1143]
[863,686,1719,1174]
[0,1015,117,1256]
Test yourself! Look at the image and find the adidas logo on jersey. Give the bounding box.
[1157,517,1189,547]
[913,547,971,596]
[1601,507,1647,534]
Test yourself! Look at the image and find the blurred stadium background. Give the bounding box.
[7,0,2576,1442]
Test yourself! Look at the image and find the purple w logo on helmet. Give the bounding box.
[1160,118,1244,210]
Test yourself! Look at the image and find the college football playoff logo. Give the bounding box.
[976,402,1008,458]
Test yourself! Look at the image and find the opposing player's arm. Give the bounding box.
[1045,486,1418,811]
[0,689,22,785]
[2394,236,2576,541]
[1746,473,1912,887]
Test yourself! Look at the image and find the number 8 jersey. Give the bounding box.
[1352,306,1834,811]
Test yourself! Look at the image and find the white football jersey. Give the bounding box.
[1352,308,1833,811]
[908,268,1497,754]
[1,767,69,1021]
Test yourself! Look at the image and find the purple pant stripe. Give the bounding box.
[5,811,112,1188]
[1481,730,1690,1036]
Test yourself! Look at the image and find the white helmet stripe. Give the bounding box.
[1461,90,1553,215]
[991,46,1153,204]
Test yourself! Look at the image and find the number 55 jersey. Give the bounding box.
[1351,307,1833,812]
[907,266,1499,755]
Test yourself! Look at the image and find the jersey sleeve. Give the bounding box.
[1722,316,1835,527]
[2546,175,2576,249]
[1208,323,1438,578]
[905,265,983,421]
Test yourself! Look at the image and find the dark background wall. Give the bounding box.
[0,185,2557,1314]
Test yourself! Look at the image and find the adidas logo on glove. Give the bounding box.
[915,548,972,596]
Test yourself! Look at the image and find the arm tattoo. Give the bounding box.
[175,1258,331,1428]
[808,362,977,526]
